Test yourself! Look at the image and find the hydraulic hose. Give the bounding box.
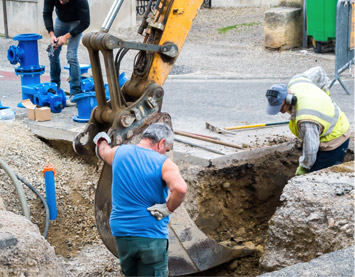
[0,157,30,219]
[16,174,50,239]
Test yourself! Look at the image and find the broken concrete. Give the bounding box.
[260,161,355,272]
[0,211,66,276]
[260,246,354,276]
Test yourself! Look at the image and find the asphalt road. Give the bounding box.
[3,75,353,125]
[1,71,353,128]
[162,78,354,127]
[1,70,353,159]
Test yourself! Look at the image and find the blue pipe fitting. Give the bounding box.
[7,33,45,85]
[8,33,44,70]
[0,100,10,110]
[33,83,67,113]
[71,92,98,123]
[65,64,92,95]
[7,45,24,65]
[81,77,95,92]
[7,33,66,112]
[119,72,129,88]
[42,165,57,221]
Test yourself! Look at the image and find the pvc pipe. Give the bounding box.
[42,165,57,220]
[0,157,30,219]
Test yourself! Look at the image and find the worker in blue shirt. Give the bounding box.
[93,123,187,276]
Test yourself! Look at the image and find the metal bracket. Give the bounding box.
[105,36,178,58]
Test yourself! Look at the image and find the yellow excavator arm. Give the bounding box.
[73,0,203,155]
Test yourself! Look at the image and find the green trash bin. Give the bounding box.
[306,0,337,52]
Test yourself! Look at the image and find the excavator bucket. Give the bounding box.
[95,165,254,276]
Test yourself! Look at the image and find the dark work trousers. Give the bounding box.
[311,138,350,172]
[114,236,169,277]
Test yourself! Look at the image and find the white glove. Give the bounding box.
[93,132,111,161]
[147,203,172,220]
[93,132,111,146]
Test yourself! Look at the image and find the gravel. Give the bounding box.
[0,120,122,276]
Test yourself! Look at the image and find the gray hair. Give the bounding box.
[142,123,174,147]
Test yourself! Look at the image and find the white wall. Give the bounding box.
[0,0,136,38]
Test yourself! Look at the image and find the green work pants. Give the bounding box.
[114,236,169,277]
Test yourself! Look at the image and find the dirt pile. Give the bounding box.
[0,121,121,276]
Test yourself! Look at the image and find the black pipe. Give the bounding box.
[16,174,50,239]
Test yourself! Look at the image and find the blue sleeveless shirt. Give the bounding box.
[109,145,169,238]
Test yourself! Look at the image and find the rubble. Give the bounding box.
[260,161,355,272]
[0,210,66,276]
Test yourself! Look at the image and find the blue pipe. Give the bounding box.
[43,165,57,220]
[8,34,45,107]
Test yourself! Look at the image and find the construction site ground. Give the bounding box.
[0,6,354,276]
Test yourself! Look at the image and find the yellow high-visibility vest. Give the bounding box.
[288,77,349,142]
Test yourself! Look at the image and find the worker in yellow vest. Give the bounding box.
[265,79,350,176]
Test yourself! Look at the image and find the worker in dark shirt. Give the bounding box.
[43,0,90,97]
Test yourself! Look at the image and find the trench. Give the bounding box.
[180,145,353,276]
[180,147,300,276]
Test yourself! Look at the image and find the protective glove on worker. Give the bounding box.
[93,132,111,161]
[295,165,308,176]
[147,203,173,220]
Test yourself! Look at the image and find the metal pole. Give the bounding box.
[101,0,125,33]
[174,137,225,155]
[302,0,307,48]
[2,0,9,38]
[174,130,243,150]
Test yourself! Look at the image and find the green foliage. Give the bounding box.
[218,22,261,34]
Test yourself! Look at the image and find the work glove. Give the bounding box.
[147,203,173,220]
[295,166,308,176]
[93,132,111,161]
